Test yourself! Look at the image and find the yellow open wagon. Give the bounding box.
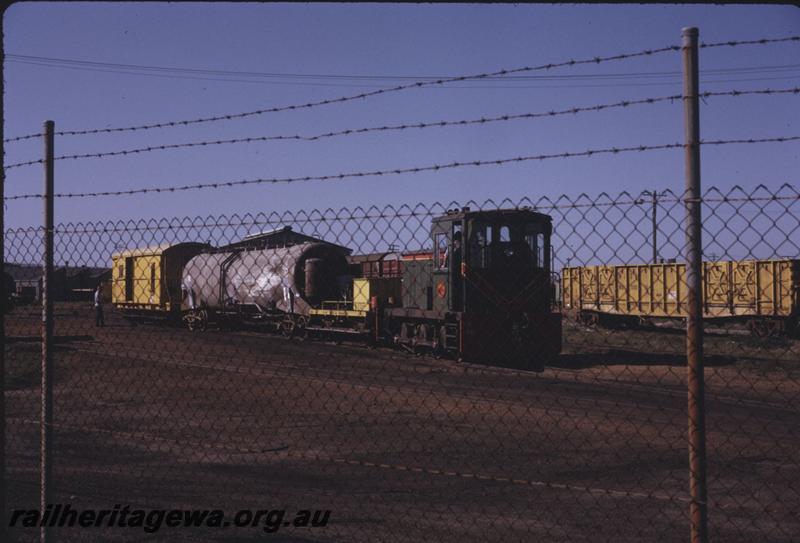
[562,259,800,336]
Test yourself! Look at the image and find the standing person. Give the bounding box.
[94,284,105,327]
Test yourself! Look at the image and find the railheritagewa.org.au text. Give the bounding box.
[9,504,331,534]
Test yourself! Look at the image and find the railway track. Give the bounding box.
[57,324,797,426]
[8,307,797,435]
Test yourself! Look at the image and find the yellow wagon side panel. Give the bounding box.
[586,266,599,309]
[730,261,756,316]
[563,259,797,321]
[776,261,796,315]
[597,266,615,305]
[111,256,125,304]
[628,267,640,314]
[667,264,686,317]
[728,260,794,318]
[614,267,626,313]
[704,261,731,318]
[111,253,163,310]
[754,260,781,316]
[642,265,652,314]
[125,255,160,306]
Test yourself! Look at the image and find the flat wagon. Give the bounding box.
[562,259,800,336]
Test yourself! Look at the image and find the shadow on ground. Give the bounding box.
[552,349,736,369]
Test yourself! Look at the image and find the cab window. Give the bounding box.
[524,225,548,270]
[451,224,463,267]
[469,223,492,268]
[537,233,545,270]
[496,224,518,259]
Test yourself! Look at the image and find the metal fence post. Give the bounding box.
[651,189,659,264]
[41,120,55,543]
[682,27,709,543]
[0,82,5,543]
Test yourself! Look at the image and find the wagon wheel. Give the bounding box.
[280,316,296,338]
[760,319,784,338]
[749,319,769,338]
[185,308,208,332]
[295,316,309,341]
[579,311,599,327]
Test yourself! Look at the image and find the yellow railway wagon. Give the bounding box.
[562,259,800,335]
[111,242,208,316]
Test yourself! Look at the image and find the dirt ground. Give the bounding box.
[4,302,799,542]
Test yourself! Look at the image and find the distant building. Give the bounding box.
[218,226,352,254]
[64,266,112,301]
[5,263,46,303]
[5,263,110,303]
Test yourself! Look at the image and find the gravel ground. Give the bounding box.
[4,303,799,542]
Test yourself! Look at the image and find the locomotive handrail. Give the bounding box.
[320,300,354,310]
[218,250,243,308]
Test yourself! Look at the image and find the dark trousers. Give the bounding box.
[95,305,104,327]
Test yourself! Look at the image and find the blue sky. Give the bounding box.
[3,3,799,231]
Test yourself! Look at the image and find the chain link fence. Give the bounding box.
[3,183,798,542]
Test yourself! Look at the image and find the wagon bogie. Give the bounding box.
[747,317,789,338]
[183,308,209,332]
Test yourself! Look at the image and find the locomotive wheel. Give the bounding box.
[280,316,296,339]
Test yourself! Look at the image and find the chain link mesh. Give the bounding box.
[3,183,799,541]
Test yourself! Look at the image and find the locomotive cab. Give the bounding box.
[431,208,553,312]
[430,208,561,370]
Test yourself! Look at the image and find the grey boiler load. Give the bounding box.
[181,243,349,315]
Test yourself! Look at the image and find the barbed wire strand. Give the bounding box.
[2,45,685,144]
[6,87,799,170]
[699,36,800,49]
[5,136,798,201]
[4,35,798,144]
[4,45,692,142]
[5,95,685,169]
[5,35,799,146]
